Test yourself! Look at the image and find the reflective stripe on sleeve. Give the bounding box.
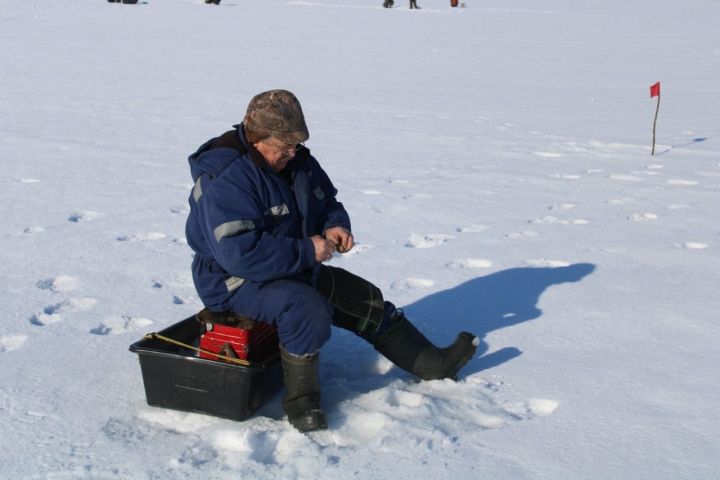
[193,177,203,202]
[214,220,256,242]
[225,276,245,292]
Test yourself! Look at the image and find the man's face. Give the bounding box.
[254,137,298,172]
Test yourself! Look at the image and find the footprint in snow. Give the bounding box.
[405,232,454,248]
[90,315,153,335]
[547,203,575,211]
[331,410,390,446]
[608,174,643,182]
[361,190,382,195]
[667,179,699,186]
[68,210,105,223]
[534,151,564,158]
[503,398,559,419]
[211,429,282,464]
[22,226,45,235]
[139,409,218,434]
[529,216,588,225]
[387,178,409,185]
[31,298,98,326]
[0,334,28,353]
[170,205,189,214]
[102,414,213,462]
[116,232,167,242]
[681,242,708,250]
[446,258,493,269]
[629,213,659,221]
[18,178,41,184]
[172,295,187,305]
[506,230,539,239]
[456,224,487,233]
[549,173,581,180]
[101,417,151,446]
[525,259,571,267]
[30,305,63,326]
[385,388,426,408]
[36,275,79,292]
[402,193,432,200]
[169,287,198,306]
[390,278,435,292]
[175,444,219,467]
[607,197,636,206]
[167,271,195,289]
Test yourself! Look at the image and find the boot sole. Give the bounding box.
[289,409,328,433]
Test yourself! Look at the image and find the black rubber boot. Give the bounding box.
[280,348,328,433]
[372,310,478,380]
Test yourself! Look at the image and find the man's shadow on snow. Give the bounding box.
[260,263,595,420]
[402,262,596,375]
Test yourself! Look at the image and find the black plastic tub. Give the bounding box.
[129,315,283,421]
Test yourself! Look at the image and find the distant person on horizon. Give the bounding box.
[383,0,394,7]
[184,89,478,433]
[410,0,420,8]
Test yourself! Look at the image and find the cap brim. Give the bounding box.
[274,129,309,145]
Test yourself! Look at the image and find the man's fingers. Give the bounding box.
[343,233,354,252]
[332,232,353,253]
[322,228,352,254]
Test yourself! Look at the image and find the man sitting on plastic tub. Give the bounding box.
[184,89,478,433]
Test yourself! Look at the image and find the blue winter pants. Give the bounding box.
[227,266,394,355]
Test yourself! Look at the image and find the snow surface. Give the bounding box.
[1,0,719,478]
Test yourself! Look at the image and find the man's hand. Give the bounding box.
[324,227,354,253]
[311,235,337,263]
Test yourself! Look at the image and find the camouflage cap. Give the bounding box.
[243,89,309,144]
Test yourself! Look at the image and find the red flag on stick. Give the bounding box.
[650,81,660,98]
[650,82,661,155]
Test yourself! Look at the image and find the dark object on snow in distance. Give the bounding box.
[205,0,221,4]
[383,0,394,7]
[107,0,139,4]
[409,0,420,9]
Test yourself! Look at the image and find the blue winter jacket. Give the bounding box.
[185,126,351,310]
